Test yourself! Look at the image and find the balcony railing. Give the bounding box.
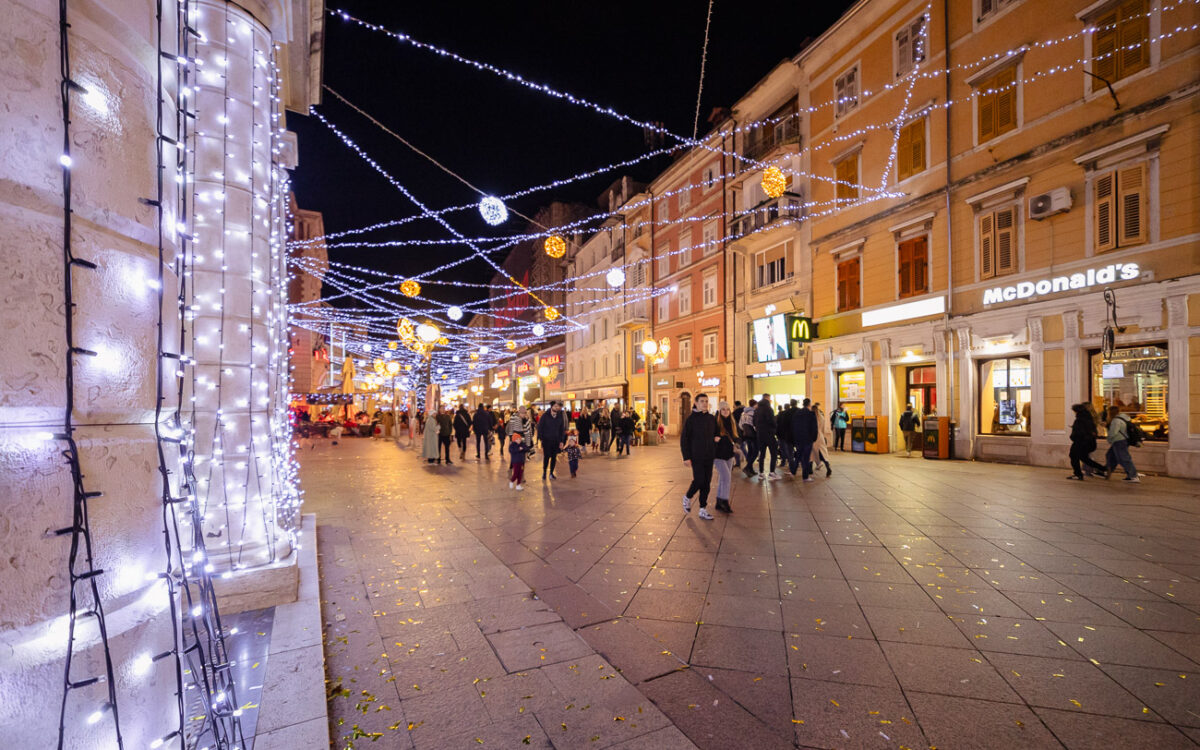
[742,118,801,162]
[731,195,803,240]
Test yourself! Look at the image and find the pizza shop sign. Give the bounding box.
[983,263,1139,305]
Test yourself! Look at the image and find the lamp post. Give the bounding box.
[416,321,440,412]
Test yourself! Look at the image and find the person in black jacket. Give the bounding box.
[536,401,568,480]
[616,410,637,456]
[777,400,797,478]
[681,393,717,520]
[753,393,780,479]
[453,404,472,460]
[1068,403,1107,479]
[472,404,494,460]
[790,398,818,481]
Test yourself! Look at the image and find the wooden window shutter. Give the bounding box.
[897,123,913,180]
[897,26,911,77]
[995,208,1016,274]
[836,157,858,203]
[910,120,925,177]
[1118,0,1149,78]
[913,236,929,292]
[836,264,848,310]
[898,241,913,297]
[1092,10,1119,82]
[994,68,1017,136]
[1117,163,1147,245]
[979,212,995,279]
[978,87,995,142]
[1095,171,1117,252]
[850,258,861,308]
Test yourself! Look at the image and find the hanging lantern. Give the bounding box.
[761,166,788,199]
[400,279,421,297]
[544,306,560,321]
[543,235,567,259]
[479,196,508,226]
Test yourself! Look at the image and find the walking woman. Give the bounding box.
[831,403,849,451]
[712,401,737,514]
[810,402,833,478]
[1067,403,1106,480]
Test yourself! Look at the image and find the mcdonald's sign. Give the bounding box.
[788,316,816,344]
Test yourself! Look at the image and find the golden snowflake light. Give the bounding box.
[761,166,788,199]
[400,279,421,297]
[544,234,567,259]
[544,306,560,321]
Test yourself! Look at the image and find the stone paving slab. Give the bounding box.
[302,436,1200,748]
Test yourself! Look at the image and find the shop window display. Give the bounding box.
[980,357,1031,435]
[1090,345,1168,440]
[837,370,867,419]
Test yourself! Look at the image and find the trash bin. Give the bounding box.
[850,417,866,453]
[922,417,956,459]
[863,416,889,454]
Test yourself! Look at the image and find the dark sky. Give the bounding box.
[289,1,858,308]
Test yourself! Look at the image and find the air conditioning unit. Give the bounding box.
[1029,187,1072,220]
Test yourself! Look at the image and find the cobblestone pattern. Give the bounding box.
[303,435,1200,749]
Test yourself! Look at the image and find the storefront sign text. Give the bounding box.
[539,354,562,367]
[983,263,1139,305]
[515,361,532,374]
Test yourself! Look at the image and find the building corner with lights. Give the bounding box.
[0,0,323,746]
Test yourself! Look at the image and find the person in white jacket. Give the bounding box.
[810,403,833,478]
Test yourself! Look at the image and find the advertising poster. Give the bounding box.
[753,314,789,362]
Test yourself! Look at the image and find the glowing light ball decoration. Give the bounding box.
[436,336,449,346]
[544,234,567,259]
[761,166,789,199]
[544,306,560,321]
[447,306,463,321]
[400,279,421,297]
[532,324,546,337]
[538,366,551,378]
[506,340,516,350]
[606,268,626,287]
[479,196,508,226]
[416,322,440,343]
[388,341,399,350]
[385,361,401,376]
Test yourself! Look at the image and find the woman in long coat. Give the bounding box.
[421,411,440,462]
[810,402,833,478]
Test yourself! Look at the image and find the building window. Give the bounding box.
[1090,344,1168,440]
[1094,163,1147,253]
[895,15,927,78]
[678,283,692,316]
[702,274,717,308]
[657,241,671,278]
[679,227,693,267]
[678,186,691,212]
[975,67,1018,143]
[702,220,719,256]
[980,356,1031,435]
[898,236,929,298]
[1091,0,1149,85]
[702,330,718,363]
[657,293,670,323]
[602,317,609,340]
[834,153,860,206]
[755,242,789,288]
[896,117,927,181]
[616,353,622,375]
[836,256,861,312]
[703,164,718,190]
[978,0,1019,22]
[603,356,608,377]
[835,65,859,118]
[979,206,1018,279]
[678,337,693,367]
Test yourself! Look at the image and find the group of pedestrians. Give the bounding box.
[1067,402,1143,482]
[681,392,841,521]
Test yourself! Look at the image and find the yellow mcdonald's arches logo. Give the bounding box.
[789,316,814,342]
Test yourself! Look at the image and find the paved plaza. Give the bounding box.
[303,435,1200,749]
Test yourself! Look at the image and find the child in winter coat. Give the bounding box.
[509,433,529,490]
[565,434,583,477]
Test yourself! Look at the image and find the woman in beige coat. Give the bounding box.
[810,402,833,478]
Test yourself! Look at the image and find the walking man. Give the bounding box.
[537,400,568,480]
[739,399,758,478]
[753,393,781,480]
[681,393,717,520]
[778,399,797,477]
[790,398,817,482]
[899,404,919,457]
[473,403,494,460]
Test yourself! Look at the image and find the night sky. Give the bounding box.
[289,1,858,308]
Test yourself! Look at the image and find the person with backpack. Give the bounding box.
[453,404,472,460]
[1067,403,1107,480]
[1103,405,1141,483]
[739,399,758,478]
[899,404,919,457]
[831,403,849,451]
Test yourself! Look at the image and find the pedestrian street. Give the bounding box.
[305,436,1200,749]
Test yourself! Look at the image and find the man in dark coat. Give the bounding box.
[472,403,494,460]
[753,393,780,479]
[790,398,818,481]
[777,399,798,477]
[680,393,717,520]
[536,400,569,480]
[435,407,453,464]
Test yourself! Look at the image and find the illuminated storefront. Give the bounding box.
[746,313,811,404]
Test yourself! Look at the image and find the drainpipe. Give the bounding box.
[942,0,956,427]
[648,188,655,421]
[723,119,736,403]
